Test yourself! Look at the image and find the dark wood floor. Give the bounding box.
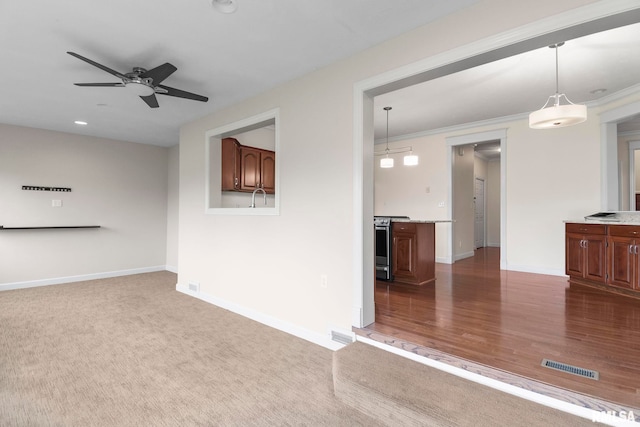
[367,248,640,409]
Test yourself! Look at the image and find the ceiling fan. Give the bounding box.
[67,51,208,108]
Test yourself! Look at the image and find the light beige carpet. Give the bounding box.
[0,271,602,426]
[0,271,379,426]
[334,342,602,427]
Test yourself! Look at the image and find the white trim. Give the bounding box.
[355,336,633,426]
[505,264,566,277]
[0,266,167,291]
[453,250,475,262]
[204,108,280,216]
[166,265,178,274]
[436,256,453,264]
[176,284,345,351]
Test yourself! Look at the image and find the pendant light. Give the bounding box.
[529,42,587,129]
[380,107,394,168]
[403,149,418,166]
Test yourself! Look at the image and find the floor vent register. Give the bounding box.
[541,358,599,380]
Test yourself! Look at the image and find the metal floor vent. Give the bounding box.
[331,331,353,345]
[541,358,599,380]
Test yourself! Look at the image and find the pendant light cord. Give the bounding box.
[384,106,391,153]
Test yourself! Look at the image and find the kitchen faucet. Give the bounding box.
[250,187,267,208]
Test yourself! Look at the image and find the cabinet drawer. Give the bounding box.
[608,225,640,238]
[393,222,416,233]
[565,223,606,235]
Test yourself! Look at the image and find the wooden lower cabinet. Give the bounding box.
[565,222,640,297]
[392,222,435,286]
[607,225,640,291]
[565,223,607,284]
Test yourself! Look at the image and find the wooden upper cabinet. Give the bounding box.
[221,138,241,191]
[239,146,261,192]
[260,150,276,193]
[221,138,275,194]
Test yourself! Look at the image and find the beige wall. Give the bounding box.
[166,144,179,271]
[177,0,604,343]
[0,124,169,285]
[486,160,501,247]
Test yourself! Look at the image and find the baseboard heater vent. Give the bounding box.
[331,331,354,345]
[541,358,599,380]
[188,282,200,293]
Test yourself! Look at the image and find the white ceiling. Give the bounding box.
[2,1,640,150]
[374,20,640,143]
[0,0,477,147]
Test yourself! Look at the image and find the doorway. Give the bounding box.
[474,177,485,249]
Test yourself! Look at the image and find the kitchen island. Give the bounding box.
[390,219,447,286]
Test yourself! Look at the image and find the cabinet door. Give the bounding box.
[239,146,261,191]
[583,234,607,283]
[608,236,636,290]
[565,233,585,277]
[392,229,417,282]
[221,138,240,191]
[261,151,276,194]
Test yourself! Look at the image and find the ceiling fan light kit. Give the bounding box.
[67,51,208,109]
[375,106,419,168]
[529,42,587,129]
[211,0,238,14]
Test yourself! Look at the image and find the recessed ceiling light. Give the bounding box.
[74,120,88,125]
[211,0,237,13]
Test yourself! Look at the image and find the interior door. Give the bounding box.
[474,177,485,249]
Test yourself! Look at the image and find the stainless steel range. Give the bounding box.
[374,216,409,281]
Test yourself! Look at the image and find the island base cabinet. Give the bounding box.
[565,223,607,284]
[608,225,640,291]
[392,222,435,286]
[565,222,640,298]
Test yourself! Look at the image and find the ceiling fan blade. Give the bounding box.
[140,63,177,85]
[140,93,159,108]
[67,51,127,79]
[74,83,125,87]
[157,84,208,102]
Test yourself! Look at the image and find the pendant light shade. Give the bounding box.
[380,156,394,168]
[529,43,586,129]
[380,106,393,168]
[375,106,418,167]
[403,151,418,166]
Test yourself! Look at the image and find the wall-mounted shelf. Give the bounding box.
[0,226,101,230]
[22,185,72,192]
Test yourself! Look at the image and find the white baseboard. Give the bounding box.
[453,251,475,262]
[165,265,178,274]
[436,256,453,264]
[0,266,168,291]
[176,284,345,351]
[504,264,567,277]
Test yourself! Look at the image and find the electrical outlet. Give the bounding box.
[188,281,200,293]
[320,274,328,289]
[438,201,445,208]
[52,200,62,208]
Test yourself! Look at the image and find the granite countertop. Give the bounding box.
[567,211,640,225]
